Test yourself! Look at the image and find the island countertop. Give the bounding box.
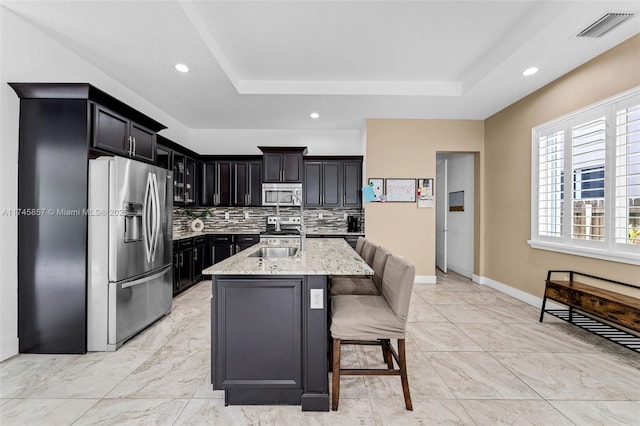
[202,238,373,276]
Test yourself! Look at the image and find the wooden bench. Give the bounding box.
[540,271,640,351]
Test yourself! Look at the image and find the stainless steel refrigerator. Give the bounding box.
[87,156,173,351]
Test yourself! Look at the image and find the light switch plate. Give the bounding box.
[224,212,229,220]
[310,289,324,309]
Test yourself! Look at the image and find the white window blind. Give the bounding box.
[530,87,640,265]
[615,103,640,246]
[571,116,606,242]
[537,130,564,238]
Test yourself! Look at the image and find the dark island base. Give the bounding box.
[224,389,329,411]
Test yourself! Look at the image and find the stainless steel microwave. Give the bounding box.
[262,183,302,206]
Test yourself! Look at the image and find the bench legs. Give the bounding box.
[539,296,547,322]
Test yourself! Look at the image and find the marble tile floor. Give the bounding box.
[1,271,639,425]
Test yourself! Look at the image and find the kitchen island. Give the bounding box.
[203,238,372,411]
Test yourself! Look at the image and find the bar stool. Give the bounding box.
[329,245,391,296]
[355,236,366,256]
[330,254,416,411]
[360,239,377,265]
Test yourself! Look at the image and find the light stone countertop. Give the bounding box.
[202,238,373,276]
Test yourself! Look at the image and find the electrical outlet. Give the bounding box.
[344,213,348,220]
[244,212,250,219]
[310,289,324,309]
[318,213,323,219]
[224,212,229,220]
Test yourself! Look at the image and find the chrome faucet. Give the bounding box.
[275,193,305,251]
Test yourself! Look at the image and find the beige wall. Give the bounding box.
[484,34,640,297]
[365,119,484,277]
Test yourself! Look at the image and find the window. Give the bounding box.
[530,87,640,265]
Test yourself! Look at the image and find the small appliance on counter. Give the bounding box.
[347,215,362,232]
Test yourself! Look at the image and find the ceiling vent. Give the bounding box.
[576,12,635,38]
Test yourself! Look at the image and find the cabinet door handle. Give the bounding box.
[194,248,198,261]
[127,136,133,156]
[132,137,136,156]
[179,252,183,267]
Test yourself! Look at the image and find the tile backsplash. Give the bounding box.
[173,206,364,234]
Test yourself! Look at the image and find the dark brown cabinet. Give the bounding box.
[304,161,341,207]
[260,147,307,183]
[209,235,234,266]
[201,159,261,207]
[10,83,166,354]
[174,239,194,295]
[93,104,156,163]
[233,161,262,206]
[200,161,231,207]
[156,144,172,170]
[213,277,303,395]
[342,161,362,208]
[303,157,362,208]
[234,234,260,253]
[173,153,197,206]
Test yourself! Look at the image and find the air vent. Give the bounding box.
[577,12,635,38]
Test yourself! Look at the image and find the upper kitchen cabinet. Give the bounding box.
[92,103,161,164]
[259,147,307,183]
[303,157,362,208]
[173,153,197,206]
[233,160,262,206]
[157,135,199,206]
[342,160,363,208]
[200,160,232,207]
[304,161,341,207]
[8,83,166,354]
[200,157,262,207]
[156,143,173,170]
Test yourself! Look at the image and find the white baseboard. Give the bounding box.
[415,275,437,284]
[0,338,19,363]
[472,274,563,310]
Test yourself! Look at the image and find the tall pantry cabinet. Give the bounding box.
[9,83,166,354]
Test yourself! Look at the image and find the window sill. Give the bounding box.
[527,240,640,266]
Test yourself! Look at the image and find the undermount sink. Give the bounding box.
[249,247,299,259]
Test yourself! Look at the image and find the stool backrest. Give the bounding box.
[355,237,366,256]
[371,245,392,292]
[381,255,415,323]
[361,240,377,265]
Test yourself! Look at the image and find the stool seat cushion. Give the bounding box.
[331,295,405,340]
[330,277,378,296]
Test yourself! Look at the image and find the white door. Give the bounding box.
[435,157,447,273]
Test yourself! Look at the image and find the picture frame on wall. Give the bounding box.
[385,178,416,202]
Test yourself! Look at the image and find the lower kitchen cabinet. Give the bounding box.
[209,235,234,267]
[212,277,304,399]
[234,234,260,253]
[174,239,194,295]
[192,236,207,282]
[174,233,260,296]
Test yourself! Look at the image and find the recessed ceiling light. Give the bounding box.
[310,112,320,119]
[175,63,189,73]
[522,67,539,76]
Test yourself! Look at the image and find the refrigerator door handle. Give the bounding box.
[121,265,172,289]
[150,172,161,261]
[142,172,160,263]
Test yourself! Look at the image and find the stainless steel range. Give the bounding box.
[260,216,301,245]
